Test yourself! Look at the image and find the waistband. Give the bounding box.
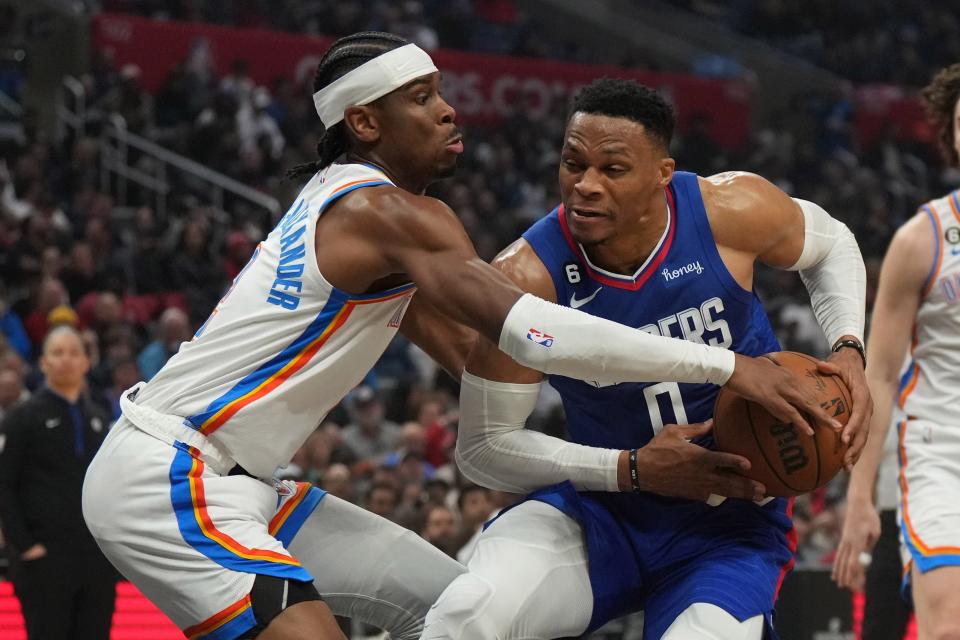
[119,382,237,476]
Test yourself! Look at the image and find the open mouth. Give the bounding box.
[571,208,606,219]
[445,136,464,154]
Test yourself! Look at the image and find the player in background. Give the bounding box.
[422,78,871,640]
[82,34,842,640]
[834,63,960,640]
[838,409,914,640]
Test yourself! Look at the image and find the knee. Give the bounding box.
[422,573,511,640]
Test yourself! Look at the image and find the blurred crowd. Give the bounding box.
[98,0,590,62]
[2,6,960,625]
[97,0,960,86]
[682,0,960,86]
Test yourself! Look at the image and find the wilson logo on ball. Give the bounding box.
[769,422,809,475]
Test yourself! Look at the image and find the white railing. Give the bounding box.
[58,76,281,222]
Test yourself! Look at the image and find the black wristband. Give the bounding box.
[832,338,866,369]
[628,449,641,492]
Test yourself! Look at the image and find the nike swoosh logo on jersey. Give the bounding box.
[570,287,602,309]
[45,418,60,429]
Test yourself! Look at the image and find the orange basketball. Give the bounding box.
[712,351,851,497]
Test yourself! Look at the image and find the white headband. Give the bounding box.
[313,43,438,128]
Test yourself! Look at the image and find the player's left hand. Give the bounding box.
[817,349,872,471]
[832,496,880,591]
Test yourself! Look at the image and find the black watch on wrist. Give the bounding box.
[832,337,866,369]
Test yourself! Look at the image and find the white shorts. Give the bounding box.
[897,417,960,578]
[83,414,464,640]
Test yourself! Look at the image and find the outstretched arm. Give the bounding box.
[832,212,931,591]
[703,172,870,468]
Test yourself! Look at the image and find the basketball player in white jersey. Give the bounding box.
[834,63,960,639]
[82,32,846,640]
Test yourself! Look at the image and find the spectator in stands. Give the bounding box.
[319,462,355,503]
[0,326,115,640]
[137,306,191,381]
[219,58,255,105]
[454,485,495,563]
[82,291,126,349]
[398,450,436,484]
[101,63,154,134]
[237,86,285,160]
[125,206,170,295]
[425,477,452,507]
[340,385,401,474]
[365,482,401,521]
[22,277,67,349]
[0,366,27,421]
[222,229,256,281]
[414,392,457,468]
[168,208,223,323]
[60,241,101,303]
[386,1,439,51]
[384,421,429,466]
[0,284,30,359]
[104,357,141,421]
[420,504,458,556]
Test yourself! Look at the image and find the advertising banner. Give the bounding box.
[92,13,753,147]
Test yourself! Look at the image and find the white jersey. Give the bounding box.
[135,163,415,477]
[898,190,960,425]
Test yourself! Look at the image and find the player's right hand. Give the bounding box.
[725,354,843,436]
[831,497,880,592]
[633,420,766,502]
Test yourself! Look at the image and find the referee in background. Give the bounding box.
[0,326,116,640]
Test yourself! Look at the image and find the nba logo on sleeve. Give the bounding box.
[526,328,555,347]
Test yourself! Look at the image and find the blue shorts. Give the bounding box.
[495,482,795,640]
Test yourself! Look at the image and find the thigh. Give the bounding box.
[286,493,466,640]
[83,420,311,637]
[660,604,764,640]
[422,500,593,640]
[898,419,960,578]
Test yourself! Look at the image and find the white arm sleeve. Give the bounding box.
[787,198,867,344]
[498,294,735,386]
[455,371,621,493]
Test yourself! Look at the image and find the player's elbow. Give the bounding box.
[454,442,487,487]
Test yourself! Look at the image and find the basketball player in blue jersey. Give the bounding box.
[82,35,842,640]
[835,64,960,640]
[421,78,872,640]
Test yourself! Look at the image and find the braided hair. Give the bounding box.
[288,32,409,179]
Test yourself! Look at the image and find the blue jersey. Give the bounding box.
[523,170,780,451]
[503,171,794,639]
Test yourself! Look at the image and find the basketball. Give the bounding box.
[713,351,852,497]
